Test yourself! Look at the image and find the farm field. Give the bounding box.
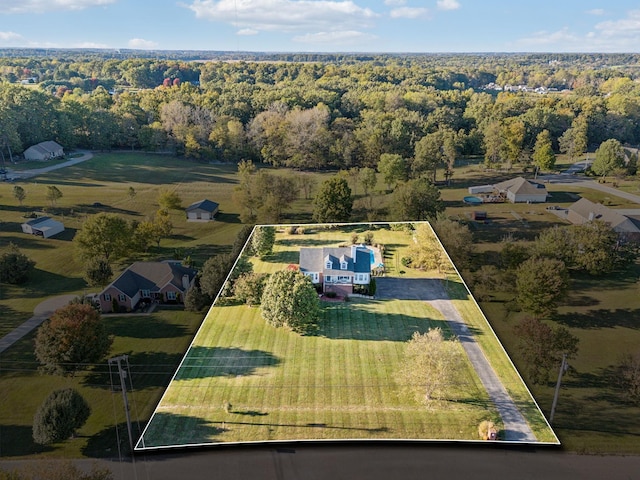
[137,223,556,449]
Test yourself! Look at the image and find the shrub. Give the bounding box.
[286,226,297,235]
[364,232,374,245]
[478,420,497,440]
[401,256,412,267]
[368,277,377,296]
[0,243,36,284]
[351,233,359,244]
[296,227,306,235]
[325,291,337,298]
[33,389,90,445]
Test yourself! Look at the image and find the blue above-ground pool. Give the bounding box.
[463,196,484,205]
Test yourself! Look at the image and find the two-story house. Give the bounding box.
[299,245,373,296]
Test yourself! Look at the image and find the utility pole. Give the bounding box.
[109,355,134,451]
[549,353,568,424]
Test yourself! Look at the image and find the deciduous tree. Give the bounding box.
[398,328,465,403]
[157,189,182,210]
[260,270,320,333]
[378,153,406,190]
[13,185,26,205]
[312,176,352,223]
[251,226,276,258]
[391,177,444,221]
[35,303,112,376]
[74,213,132,261]
[83,256,112,287]
[234,272,269,306]
[45,185,63,207]
[532,129,555,176]
[0,243,35,284]
[593,138,625,180]
[32,388,90,445]
[514,316,579,385]
[515,257,568,317]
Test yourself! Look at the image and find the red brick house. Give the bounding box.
[98,261,197,313]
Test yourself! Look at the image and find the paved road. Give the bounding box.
[0,295,76,354]
[540,173,640,205]
[8,150,93,180]
[2,445,640,480]
[376,277,537,443]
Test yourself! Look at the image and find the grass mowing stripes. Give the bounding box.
[138,223,554,448]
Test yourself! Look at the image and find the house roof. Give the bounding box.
[24,216,56,226]
[494,177,547,196]
[568,198,640,234]
[106,261,197,298]
[300,246,371,274]
[25,141,63,155]
[185,199,219,213]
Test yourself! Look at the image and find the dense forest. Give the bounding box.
[1,51,639,173]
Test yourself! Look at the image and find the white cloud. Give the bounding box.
[0,0,116,14]
[390,7,429,19]
[516,11,640,52]
[384,0,406,5]
[74,41,110,48]
[237,28,259,35]
[0,31,23,41]
[293,30,376,45]
[595,9,640,37]
[128,38,159,49]
[437,0,460,11]
[185,0,378,33]
[586,8,605,16]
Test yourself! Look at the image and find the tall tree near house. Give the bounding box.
[592,138,625,181]
[260,269,320,334]
[532,129,555,177]
[312,176,353,223]
[34,303,113,376]
[251,226,276,258]
[74,213,132,261]
[558,116,588,162]
[13,185,26,205]
[482,120,503,168]
[501,118,526,167]
[514,316,579,385]
[46,185,63,207]
[83,256,112,287]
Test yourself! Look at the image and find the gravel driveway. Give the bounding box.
[376,277,538,442]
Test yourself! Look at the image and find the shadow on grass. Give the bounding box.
[276,238,343,248]
[174,346,281,380]
[215,212,241,224]
[83,421,145,458]
[107,316,190,339]
[136,413,229,449]
[0,424,54,457]
[554,308,640,329]
[83,351,184,390]
[562,294,601,308]
[77,204,141,216]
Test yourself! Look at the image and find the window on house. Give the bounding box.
[104,293,111,301]
[118,294,126,302]
[167,291,177,301]
[325,260,333,269]
[340,261,348,270]
[141,289,150,298]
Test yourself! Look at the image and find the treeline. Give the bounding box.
[1,55,639,174]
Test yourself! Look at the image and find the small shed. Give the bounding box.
[23,141,64,161]
[21,216,65,238]
[185,199,219,221]
[472,211,487,221]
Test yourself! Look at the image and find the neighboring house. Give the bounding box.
[493,177,548,203]
[299,245,373,296]
[98,261,197,313]
[23,141,64,161]
[185,199,219,221]
[566,198,640,242]
[21,216,65,238]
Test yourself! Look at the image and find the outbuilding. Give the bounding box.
[185,199,219,221]
[23,141,64,161]
[21,216,65,238]
[493,177,548,203]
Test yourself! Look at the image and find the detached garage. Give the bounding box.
[185,199,219,221]
[21,217,65,238]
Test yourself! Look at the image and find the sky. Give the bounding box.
[1,0,640,53]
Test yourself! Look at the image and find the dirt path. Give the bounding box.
[376,277,537,442]
[8,150,94,180]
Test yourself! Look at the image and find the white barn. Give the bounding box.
[185,199,219,221]
[21,217,65,238]
[23,141,64,161]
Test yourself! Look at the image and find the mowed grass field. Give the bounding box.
[138,224,554,448]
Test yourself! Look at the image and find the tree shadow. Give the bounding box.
[554,308,640,329]
[375,278,453,301]
[562,294,601,308]
[106,316,190,339]
[135,413,229,449]
[312,302,454,342]
[83,351,184,390]
[276,238,343,247]
[77,203,141,216]
[215,212,241,224]
[174,346,281,380]
[82,422,141,458]
[0,425,55,457]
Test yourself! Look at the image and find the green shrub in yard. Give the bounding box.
[33,388,90,445]
[0,243,35,285]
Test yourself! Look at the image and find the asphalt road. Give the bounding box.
[4,444,639,480]
[375,277,537,443]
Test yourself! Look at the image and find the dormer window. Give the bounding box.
[325,260,333,269]
[340,261,348,270]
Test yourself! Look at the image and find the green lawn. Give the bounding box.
[0,309,203,458]
[138,224,554,448]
